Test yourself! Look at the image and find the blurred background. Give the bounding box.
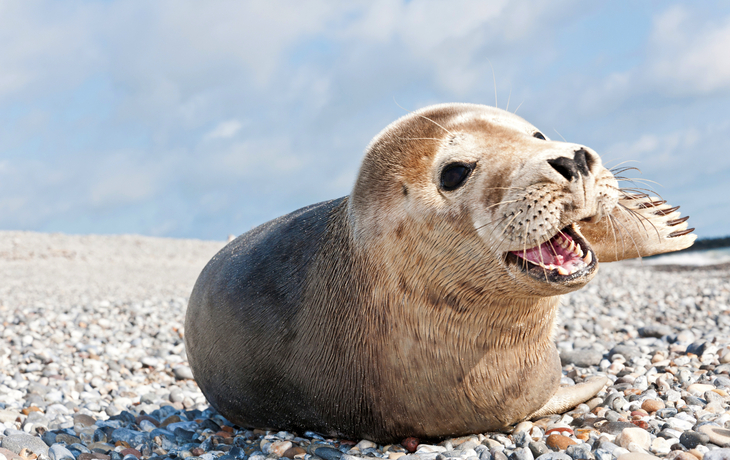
[1,1,728,240]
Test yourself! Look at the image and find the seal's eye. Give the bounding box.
[533,132,546,140]
[440,163,473,191]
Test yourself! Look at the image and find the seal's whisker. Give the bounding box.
[604,206,621,261]
[609,211,645,260]
[617,202,661,240]
[553,128,566,142]
[605,159,640,170]
[513,100,524,114]
[488,58,498,109]
[393,98,454,136]
[611,166,641,175]
[505,84,512,112]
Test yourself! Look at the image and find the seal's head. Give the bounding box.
[350,103,618,299]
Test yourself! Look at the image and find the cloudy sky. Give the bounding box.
[1,1,729,240]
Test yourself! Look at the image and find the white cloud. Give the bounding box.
[205,120,242,140]
[647,6,730,95]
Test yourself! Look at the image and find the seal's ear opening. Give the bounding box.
[440,162,474,191]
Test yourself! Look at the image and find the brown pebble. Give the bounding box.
[160,414,181,427]
[282,447,307,459]
[546,434,576,450]
[215,431,233,438]
[221,425,235,433]
[0,448,22,460]
[119,449,141,459]
[687,449,704,460]
[631,409,649,417]
[21,407,43,415]
[401,437,419,453]
[631,420,649,429]
[135,415,160,427]
[115,441,130,448]
[676,454,699,460]
[191,448,205,456]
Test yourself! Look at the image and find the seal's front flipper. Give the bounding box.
[528,376,608,420]
[579,193,696,262]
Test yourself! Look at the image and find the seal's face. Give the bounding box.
[352,103,619,297]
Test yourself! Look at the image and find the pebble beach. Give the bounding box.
[2,231,730,460]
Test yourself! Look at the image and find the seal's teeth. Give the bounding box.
[583,251,592,265]
[568,240,575,252]
[557,266,570,276]
[561,238,569,249]
[576,245,583,257]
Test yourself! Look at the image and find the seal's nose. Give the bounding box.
[548,148,596,182]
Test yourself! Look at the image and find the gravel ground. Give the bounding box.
[1,231,730,460]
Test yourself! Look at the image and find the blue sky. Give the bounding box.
[1,1,729,240]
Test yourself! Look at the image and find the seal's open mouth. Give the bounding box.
[506,224,596,283]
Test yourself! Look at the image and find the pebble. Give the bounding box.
[680,431,710,449]
[705,449,730,460]
[617,428,651,451]
[546,435,575,450]
[698,425,730,447]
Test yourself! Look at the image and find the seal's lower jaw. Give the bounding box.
[506,223,597,287]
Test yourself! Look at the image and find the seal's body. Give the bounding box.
[185,104,694,442]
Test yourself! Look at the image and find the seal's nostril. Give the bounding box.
[573,149,591,176]
[548,148,595,182]
[548,156,579,181]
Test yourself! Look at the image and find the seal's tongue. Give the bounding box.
[511,232,592,276]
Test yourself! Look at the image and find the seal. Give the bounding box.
[185,103,695,442]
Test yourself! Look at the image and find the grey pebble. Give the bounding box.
[315,446,344,460]
[680,431,710,448]
[1,433,50,456]
[49,443,75,460]
[608,344,641,360]
[509,447,534,460]
[560,349,603,367]
[638,324,672,338]
[704,449,730,460]
[528,442,549,458]
[173,365,195,380]
[535,454,572,460]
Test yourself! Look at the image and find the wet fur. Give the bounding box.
[185,103,694,442]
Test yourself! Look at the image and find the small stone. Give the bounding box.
[616,454,660,460]
[704,449,730,460]
[401,438,418,453]
[172,366,194,380]
[650,438,674,455]
[688,384,716,396]
[609,345,642,360]
[617,428,651,451]
[698,425,730,448]
[315,447,343,460]
[545,434,576,451]
[534,454,571,460]
[560,349,603,367]
[73,414,97,427]
[509,448,534,460]
[599,422,637,435]
[641,400,665,413]
[669,453,701,460]
[282,447,307,459]
[680,432,709,449]
[1,434,50,457]
[49,444,75,460]
[269,441,293,457]
[529,442,550,458]
[638,325,672,338]
[565,444,593,460]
